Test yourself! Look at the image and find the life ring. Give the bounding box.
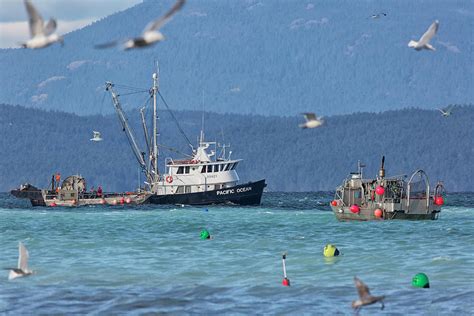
[165,176,173,184]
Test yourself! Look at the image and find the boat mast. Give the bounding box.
[152,72,159,182]
[105,81,149,180]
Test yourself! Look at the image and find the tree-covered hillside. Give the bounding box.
[1,104,473,192]
[0,0,472,116]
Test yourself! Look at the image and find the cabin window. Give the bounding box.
[207,165,213,173]
[201,166,206,173]
[176,186,184,194]
[185,166,190,174]
[185,186,191,193]
[214,165,219,172]
[231,162,238,170]
[177,166,184,174]
[220,164,225,171]
[225,163,232,171]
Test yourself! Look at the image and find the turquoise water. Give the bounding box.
[1,192,473,315]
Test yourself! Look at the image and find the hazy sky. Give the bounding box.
[0,0,142,48]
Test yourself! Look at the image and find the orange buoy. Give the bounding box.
[350,204,360,214]
[374,209,383,218]
[331,200,338,206]
[434,196,444,206]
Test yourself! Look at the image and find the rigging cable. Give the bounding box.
[157,91,193,148]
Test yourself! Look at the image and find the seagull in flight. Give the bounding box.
[96,0,186,50]
[369,13,387,19]
[90,131,103,142]
[5,242,34,280]
[21,0,63,49]
[352,276,385,313]
[408,20,439,51]
[437,105,453,117]
[299,113,324,129]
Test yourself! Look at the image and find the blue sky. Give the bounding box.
[0,0,142,48]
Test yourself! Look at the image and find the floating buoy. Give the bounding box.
[204,208,209,212]
[375,185,385,195]
[412,273,430,288]
[350,204,360,214]
[282,253,290,286]
[200,229,210,240]
[434,196,444,206]
[120,197,125,204]
[323,244,340,257]
[71,199,76,205]
[125,197,131,204]
[49,202,57,207]
[331,200,338,206]
[374,209,383,218]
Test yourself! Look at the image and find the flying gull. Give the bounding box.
[369,13,387,19]
[21,0,63,49]
[408,20,439,51]
[90,131,103,142]
[5,242,34,280]
[96,0,186,50]
[437,105,453,117]
[299,113,324,129]
[352,276,385,312]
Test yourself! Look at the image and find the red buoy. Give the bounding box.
[282,253,290,286]
[374,209,383,218]
[350,204,360,214]
[331,200,338,206]
[375,186,385,195]
[434,196,444,206]
[120,197,125,204]
[50,202,57,207]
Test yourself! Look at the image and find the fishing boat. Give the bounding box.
[105,71,266,206]
[11,175,150,207]
[330,156,445,220]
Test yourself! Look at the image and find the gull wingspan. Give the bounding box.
[18,242,29,272]
[143,0,186,33]
[418,20,439,46]
[24,0,45,37]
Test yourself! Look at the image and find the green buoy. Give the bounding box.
[323,244,340,257]
[412,273,430,288]
[200,229,210,240]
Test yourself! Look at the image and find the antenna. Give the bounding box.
[200,90,205,145]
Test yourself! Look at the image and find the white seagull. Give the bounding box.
[21,0,63,49]
[96,0,186,50]
[408,20,439,51]
[299,113,324,129]
[352,276,385,312]
[6,242,34,280]
[437,105,453,117]
[90,131,103,142]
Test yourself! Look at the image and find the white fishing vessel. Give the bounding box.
[105,71,266,205]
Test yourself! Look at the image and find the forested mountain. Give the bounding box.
[0,0,472,116]
[1,103,473,192]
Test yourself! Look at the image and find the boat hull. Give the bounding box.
[331,206,441,221]
[11,186,46,206]
[148,179,266,206]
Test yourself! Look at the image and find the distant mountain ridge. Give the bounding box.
[0,0,472,116]
[1,103,473,193]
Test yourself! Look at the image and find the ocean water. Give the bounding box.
[0,192,473,315]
